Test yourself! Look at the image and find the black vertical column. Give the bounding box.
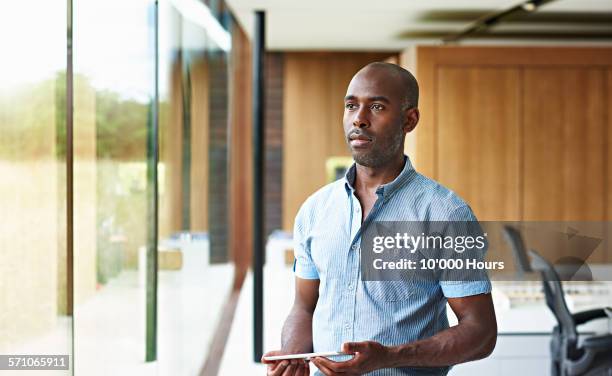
[145,0,159,362]
[181,54,191,231]
[66,0,75,370]
[252,10,265,363]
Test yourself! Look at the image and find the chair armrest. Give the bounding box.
[582,334,612,350]
[572,309,607,326]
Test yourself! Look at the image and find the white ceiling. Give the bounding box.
[224,0,612,50]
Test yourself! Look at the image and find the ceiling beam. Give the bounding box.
[443,0,557,43]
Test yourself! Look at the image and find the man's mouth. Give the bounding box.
[349,133,373,148]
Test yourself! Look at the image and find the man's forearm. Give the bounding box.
[385,321,496,368]
[280,305,314,353]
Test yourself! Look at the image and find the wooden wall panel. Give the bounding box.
[409,46,612,263]
[607,70,612,262]
[159,61,184,239]
[190,58,209,232]
[523,68,605,222]
[522,69,565,221]
[283,55,331,232]
[412,48,436,177]
[282,52,395,231]
[229,25,252,273]
[561,69,605,221]
[436,67,520,221]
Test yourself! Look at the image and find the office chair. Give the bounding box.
[504,225,593,281]
[528,249,612,376]
[503,225,533,276]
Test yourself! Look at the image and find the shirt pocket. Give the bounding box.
[363,279,416,302]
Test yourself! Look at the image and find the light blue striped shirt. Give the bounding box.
[293,155,491,376]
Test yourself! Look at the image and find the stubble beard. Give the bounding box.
[351,130,404,168]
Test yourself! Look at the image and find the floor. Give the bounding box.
[2,242,234,376]
[218,236,612,375]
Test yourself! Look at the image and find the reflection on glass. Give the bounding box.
[72,0,155,374]
[3,0,234,373]
[156,0,233,373]
[0,1,71,374]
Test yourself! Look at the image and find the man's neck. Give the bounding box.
[354,154,405,194]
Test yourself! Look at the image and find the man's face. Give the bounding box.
[343,67,412,168]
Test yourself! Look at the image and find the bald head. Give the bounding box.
[354,62,419,110]
[343,62,421,168]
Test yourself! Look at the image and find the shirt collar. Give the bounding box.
[344,155,415,200]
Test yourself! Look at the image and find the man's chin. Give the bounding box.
[352,152,378,168]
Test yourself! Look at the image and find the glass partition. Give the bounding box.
[156,1,233,373]
[0,1,72,375]
[0,1,72,374]
[71,0,156,374]
[1,0,232,373]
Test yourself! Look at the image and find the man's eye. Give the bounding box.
[345,103,357,110]
[371,104,384,111]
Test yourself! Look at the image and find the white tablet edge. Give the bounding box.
[263,351,345,361]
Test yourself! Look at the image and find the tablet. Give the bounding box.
[263,351,346,361]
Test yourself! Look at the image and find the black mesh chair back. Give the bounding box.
[529,249,578,349]
[503,225,533,275]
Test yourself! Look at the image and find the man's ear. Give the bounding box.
[403,107,420,133]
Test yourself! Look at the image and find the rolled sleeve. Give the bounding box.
[292,206,319,280]
[440,280,492,298]
[440,204,492,298]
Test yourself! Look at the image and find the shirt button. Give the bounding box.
[348,283,354,290]
[351,244,358,251]
[345,323,351,330]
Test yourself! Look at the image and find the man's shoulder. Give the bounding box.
[407,171,472,217]
[299,179,345,213]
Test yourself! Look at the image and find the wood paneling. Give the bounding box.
[159,61,184,238]
[282,52,395,231]
[561,69,605,222]
[607,70,612,262]
[436,67,520,221]
[409,46,612,263]
[522,69,565,221]
[415,46,612,67]
[283,55,331,232]
[523,68,605,222]
[190,58,209,232]
[229,25,252,273]
[412,48,436,177]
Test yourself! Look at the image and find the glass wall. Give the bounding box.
[156,0,233,374]
[0,1,71,374]
[72,0,155,374]
[1,1,234,375]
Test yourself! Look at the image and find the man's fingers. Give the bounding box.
[295,362,309,376]
[268,360,289,376]
[342,341,367,354]
[311,356,345,372]
[280,363,296,376]
[310,358,338,376]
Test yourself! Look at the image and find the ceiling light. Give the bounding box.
[170,0,231,52]
[522,2,537,12]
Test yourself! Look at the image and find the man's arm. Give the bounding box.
[281,277,319,352]
[262,277,319,376]
[386,292,497,367]
[311,293,497,375]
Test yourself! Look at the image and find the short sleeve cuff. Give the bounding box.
[293,258,319,280]
[441,280,492,298]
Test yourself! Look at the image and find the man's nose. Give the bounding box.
[353,107,370,128]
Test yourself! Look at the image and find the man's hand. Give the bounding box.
[261,350,310,376]
[310,341,389,376]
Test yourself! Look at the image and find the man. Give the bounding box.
[262,62,497,376]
